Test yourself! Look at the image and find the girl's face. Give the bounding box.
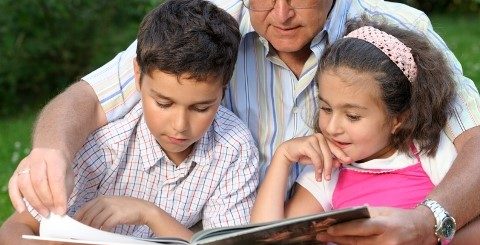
[317,67,401,162]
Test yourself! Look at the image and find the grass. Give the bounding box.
[0,13,479,225]
[0,111,37,224]
[430,14,480,88]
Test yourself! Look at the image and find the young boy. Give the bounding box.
[0,0,259,242]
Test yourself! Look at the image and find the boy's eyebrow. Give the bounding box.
[150,89,218,104]
[318,96,368,110]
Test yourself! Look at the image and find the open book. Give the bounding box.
[23,205,369,245]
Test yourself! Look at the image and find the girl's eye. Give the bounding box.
[347,114,361,121]
[320,106,332,114]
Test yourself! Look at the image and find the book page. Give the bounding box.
[22,214,187,245]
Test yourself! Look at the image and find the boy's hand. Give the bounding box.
[74,196,155,231]
[9,148,74,217]
[278,133,351,181]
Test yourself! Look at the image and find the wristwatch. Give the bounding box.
[420,199,456,241]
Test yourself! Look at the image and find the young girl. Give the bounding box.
[250,19,475,243]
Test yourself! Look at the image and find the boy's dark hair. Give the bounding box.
[136,0,240,86]
[317,17,456,156]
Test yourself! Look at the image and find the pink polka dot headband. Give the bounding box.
[345,26,417,83]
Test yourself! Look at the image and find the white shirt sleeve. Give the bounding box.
[296,165,339,211]
[420,132,457,185]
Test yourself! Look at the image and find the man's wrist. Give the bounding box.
[418,199,457,243]
[414,204,439,244]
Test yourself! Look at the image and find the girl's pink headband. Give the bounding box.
[345,26,417,83]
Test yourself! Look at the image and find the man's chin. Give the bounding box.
[270,40,310,55]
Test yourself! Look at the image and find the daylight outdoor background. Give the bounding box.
[1,0,479,224]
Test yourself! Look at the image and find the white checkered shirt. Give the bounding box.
[41,103,259,238]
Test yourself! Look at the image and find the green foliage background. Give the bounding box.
[401,0,480,13]
[0,0,479,117]
[0,0,159,117]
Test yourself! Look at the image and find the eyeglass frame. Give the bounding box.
[242,0,321,12]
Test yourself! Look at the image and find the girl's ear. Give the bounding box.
[391,112,406,134]
[133,58,141,91]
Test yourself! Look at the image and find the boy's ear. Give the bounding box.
[133,58,141,91]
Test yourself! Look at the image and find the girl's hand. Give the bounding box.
[277,133,351,181]
[74,196,156,231]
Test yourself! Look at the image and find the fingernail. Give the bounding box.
[325,174,331,181]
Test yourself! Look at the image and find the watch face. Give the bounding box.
[440,217,456,239]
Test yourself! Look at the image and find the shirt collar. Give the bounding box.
[137,115,165,171]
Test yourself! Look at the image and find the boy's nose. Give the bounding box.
[172,110,188,133]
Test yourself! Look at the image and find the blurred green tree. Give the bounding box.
[395,0,480,14]
[0,0,159,117]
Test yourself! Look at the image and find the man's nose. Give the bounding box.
[271,0,295,23]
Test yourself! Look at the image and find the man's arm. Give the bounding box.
[8,81,107,217]
[0,212,40,244]
[429,125,480,228]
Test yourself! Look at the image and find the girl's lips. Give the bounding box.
[332,140,351,149]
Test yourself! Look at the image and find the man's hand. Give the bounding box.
[316,207,438,245]
[8,148,74,217]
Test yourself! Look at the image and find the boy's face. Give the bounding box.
[317,67,401,162]
[134,61,223,165]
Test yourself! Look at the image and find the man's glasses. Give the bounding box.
[242,0,320,11]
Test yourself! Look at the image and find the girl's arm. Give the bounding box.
[285,184,325,218]
[251,134,349,223]
[250,147,295,223]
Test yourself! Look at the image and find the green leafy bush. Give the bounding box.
[0,0,159,117]
[397,0,480,14]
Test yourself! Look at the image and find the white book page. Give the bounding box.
[22,214,158,244]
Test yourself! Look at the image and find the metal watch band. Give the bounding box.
[420,199,456,241]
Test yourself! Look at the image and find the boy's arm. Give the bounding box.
[74,196,193,241]
[0,212,40,244]
[145,205,193,241]
[9,81,107,218]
